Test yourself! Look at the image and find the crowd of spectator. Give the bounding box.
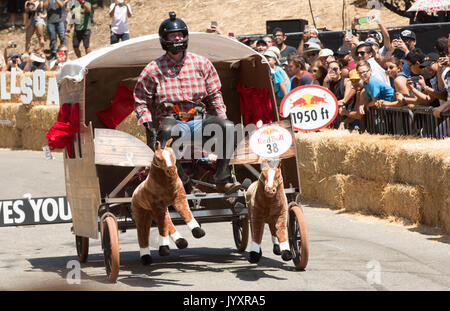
[0,0,132,72]
[0,1,448,133]
[239,15,450,132]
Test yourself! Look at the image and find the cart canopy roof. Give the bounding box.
[57,32,264,83]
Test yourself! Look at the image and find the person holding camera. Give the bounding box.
[109,0,132,44]
[43,0,68,59]
[23,48,50,72]
[24,0,47,53]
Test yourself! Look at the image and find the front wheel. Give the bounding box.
[288,203,309,270]
[75,235,89,263]
[232,216,249,252]
[102,215,120,282]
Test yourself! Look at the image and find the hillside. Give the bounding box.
[0,0,409,57]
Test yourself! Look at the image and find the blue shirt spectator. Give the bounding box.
[363,75,394,100]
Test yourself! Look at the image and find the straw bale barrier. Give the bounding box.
[0,71,57,106]
[295,130,450,233]
[1,104,449,232]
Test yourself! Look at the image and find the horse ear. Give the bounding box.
[262,159,269,169]
[165,138,173,148]
[154,141,161,151]
[275,159,281,168]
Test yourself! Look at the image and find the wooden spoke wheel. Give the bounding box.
[102,215,120,282]
[232,216,249,252]
[288,203,309,270]
[75,235,89,263]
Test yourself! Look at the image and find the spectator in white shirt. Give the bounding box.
[109,0,132,44]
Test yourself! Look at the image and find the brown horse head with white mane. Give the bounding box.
[259,159,283,198]
[152,138,177,177]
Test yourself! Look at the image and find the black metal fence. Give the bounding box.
[364,106,450,138]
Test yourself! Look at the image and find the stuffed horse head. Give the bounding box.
[152,138,177,177]
[259,159,283,198]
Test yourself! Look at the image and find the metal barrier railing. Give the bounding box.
[364,106,450,139]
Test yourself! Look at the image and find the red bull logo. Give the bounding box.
[289,94,327,110]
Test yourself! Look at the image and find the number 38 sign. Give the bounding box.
[249,124,293,159]
[280,85,338,132]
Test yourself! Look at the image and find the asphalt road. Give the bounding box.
[1,149,450,292]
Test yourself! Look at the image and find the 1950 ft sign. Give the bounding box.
[0,196,72,227]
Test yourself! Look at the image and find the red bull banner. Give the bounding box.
[280,85,338,132]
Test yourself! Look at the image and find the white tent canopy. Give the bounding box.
[57,32,264,83]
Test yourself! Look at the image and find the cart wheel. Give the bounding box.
[102,216,120,282]
[232,216,249,252]
[75,235,89,263]
[288,203,309,270]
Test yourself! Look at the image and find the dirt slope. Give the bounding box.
[0,0,409,56]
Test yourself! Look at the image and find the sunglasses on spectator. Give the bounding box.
[307,51,319,56]
[356,51,368,56]
[358,69,370,75]
[328,67,339,72]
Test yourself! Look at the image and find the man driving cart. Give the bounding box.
[133,12,241,195]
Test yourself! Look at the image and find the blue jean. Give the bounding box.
[110,32,130,44]
[47,21,66,54]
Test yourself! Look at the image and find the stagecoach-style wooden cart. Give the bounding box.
[57,32,309,282]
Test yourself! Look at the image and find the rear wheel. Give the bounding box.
[288,203,309,270]
[75,235,89,263]
[232,216,249,252]
[102,215,120,282]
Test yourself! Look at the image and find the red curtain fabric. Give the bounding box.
[45,103,80,157]
[237,82,273,126]
[96,83,135,129]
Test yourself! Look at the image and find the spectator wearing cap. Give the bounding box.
[406,52,447,107]
[255,38,268,54]
[262,35,273,47]
[23,48,50,72]
[394,48,427,106]
[356,60,394,111]
[335,45,356,78]
[297,25,319,54]
[303,42,321,67]
[264,49,291,100]
[5,51,23,72]
[398,29,417,76]
[272,27,298,67]
[287,54,313,88]
[318,48,334,69]
[339,69,365,125]
[434,37,449,57]
[355,41,390,87]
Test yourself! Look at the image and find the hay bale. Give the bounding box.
[315,138,348,179]
[440,196,450,233]
[396,139,450,193]
[342,175,386,215]
[342,135,399,183]
[22,105,59,150]
[0,103,23,148]
[382,183,423,223]
[315,174,348,209]
[297,169,319,201]
[422,188,444,228]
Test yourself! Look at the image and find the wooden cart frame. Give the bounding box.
[58,33,309,282]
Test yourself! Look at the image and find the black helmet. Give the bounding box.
[159,12,189,54]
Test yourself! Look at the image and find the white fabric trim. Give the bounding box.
[170,231,182,241]
[187,219,200,230]
[280,241,290,251]
[250,241,261,253]
[159,235,170,246]
[139,247,150,257]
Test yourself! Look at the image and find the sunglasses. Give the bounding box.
[307,51,319,56]
[328,67,339,72]
[356,51,368,55]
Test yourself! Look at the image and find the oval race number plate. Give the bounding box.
[249,124,293,158]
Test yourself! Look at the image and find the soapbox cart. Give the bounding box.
[57,32,309,282]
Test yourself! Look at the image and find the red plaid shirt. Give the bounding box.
[134,52,227,126]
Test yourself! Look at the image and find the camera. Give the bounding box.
[410,76,421,83]
[26,1,37,12]
[8,41,16,48]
